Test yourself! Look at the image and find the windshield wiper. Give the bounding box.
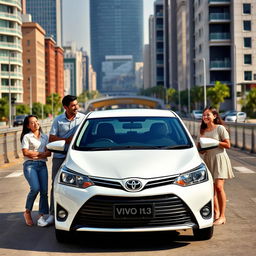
[113,145,160,149]
[161,144,192,149]
[77,147,114,151]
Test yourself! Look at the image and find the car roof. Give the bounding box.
[86,109,176,119]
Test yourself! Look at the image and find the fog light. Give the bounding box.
[58,210,67,219]
[200,201,212,219]
[57,204,68,221]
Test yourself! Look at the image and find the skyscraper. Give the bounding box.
[26,0,63,46]
[90,0,143,93]
[0,0,23,104]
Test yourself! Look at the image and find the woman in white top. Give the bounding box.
[20,115,51,227]
[199,107,234,226]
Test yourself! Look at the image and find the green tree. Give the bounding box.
[166,88,176,105]
[139,87,153,97]
[43,104,53,119]
[190,86,204,109]
[16,104,30,115]
[0,97,8,121]
[207,81,230,111]
[32,102,44,118]
[241,88,256,117]
[46,93,62,117]
[78,90,101,105]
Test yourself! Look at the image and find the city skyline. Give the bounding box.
[62,0,155,52]
[89,0,144,92]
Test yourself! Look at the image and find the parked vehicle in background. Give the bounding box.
[191,110,203,120]
[47,109,214,243]
[220,110,235,120]
[13,115,27,126]
[225,111,247,122]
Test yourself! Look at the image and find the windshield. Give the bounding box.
[74,117,193,151]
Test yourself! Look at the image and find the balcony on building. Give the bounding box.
[209,5,230,22]
[208,0,230,5]
[209,32,230,41]
[210,45,231,70]
[210,59,231,69]
[210,72,231,85]
[209,12,230,22]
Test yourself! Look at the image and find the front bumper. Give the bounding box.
[54,173,213,232]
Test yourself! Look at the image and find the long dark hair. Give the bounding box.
[200,106,225,135]
[20,115,42,143]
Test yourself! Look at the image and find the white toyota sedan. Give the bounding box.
[47,109,214,242]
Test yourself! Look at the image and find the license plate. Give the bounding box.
[114,204,154,219]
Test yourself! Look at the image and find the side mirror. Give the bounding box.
[46,140,66,154]
[199,137,219,151]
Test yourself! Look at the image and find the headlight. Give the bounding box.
[174,163,208,187]
[59,166,94,189]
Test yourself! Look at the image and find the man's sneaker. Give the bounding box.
[37,216,48,227]
[46,215,54,225]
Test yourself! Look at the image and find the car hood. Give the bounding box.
[64,148,203,179]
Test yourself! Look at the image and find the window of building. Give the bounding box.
[27,40,30,46]
[244,37,252,47]
[243,20,251,31]
[199,44,202,53]
[243,3,251,14]
[244,71,252,80]
[244,54,252,64]
[254,74,256,80]
[27,59,30,64]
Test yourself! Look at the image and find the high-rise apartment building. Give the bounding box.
[154,0,164,87]
[64,43,83,96]
[155,0,256,110]
[193,0,256,110]
[26,0,62,46]
[55,46,64,98]
[0,0,23,103]
[22,22,46,105]
[90,0,143,93]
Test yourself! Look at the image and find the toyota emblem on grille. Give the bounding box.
[125,179,142,191]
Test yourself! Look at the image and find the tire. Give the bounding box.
[193,226,214,241]
[55,229,73,243]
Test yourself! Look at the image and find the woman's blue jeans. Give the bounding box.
[23,160,49,215]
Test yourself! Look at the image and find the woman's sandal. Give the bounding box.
[24,211,34,226]
[213,217,226,225]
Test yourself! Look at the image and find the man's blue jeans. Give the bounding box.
[23,160,49,215]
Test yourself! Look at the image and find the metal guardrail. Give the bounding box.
[183,119,256,154]
[0,119,255,165]
[0,122,52,164]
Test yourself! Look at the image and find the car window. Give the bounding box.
[74,117,193,151]
[15,115,26,120]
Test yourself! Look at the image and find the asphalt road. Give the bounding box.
[0,147,256,256]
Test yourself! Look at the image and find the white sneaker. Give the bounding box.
[46,215,54,225]
[37,216,48,227]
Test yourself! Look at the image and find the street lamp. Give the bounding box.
[29,76,32,114]
[233,44,237,111]
[201,58,207,109]
[8,53,12,128]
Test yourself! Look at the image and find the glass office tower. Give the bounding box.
[90,0,143,93]
[26,0,62,46]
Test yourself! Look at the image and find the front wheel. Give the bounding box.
[55,229,73,243]
[193,226,214,241]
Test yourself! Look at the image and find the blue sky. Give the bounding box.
[62,0,155,52]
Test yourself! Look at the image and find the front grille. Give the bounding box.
[71,194,196,229]
[144,176,178,189]
[90,177,123,190]
[89,175,178,191]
